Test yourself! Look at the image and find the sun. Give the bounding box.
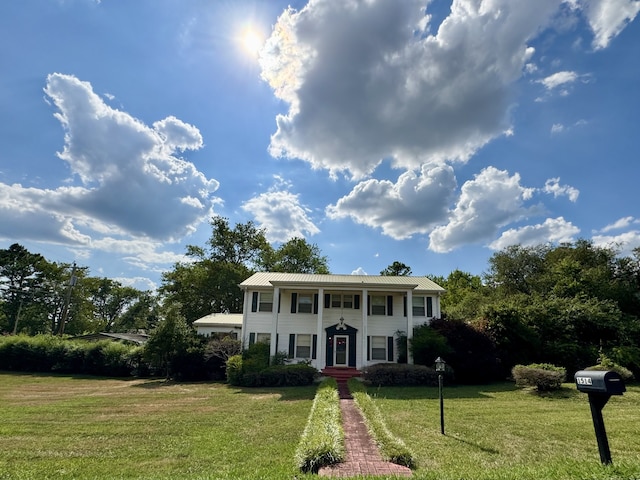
[238,26,265,58]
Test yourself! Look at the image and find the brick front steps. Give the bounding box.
[320,367,362,383]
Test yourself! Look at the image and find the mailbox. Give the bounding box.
[574,370,626,395]
[575,369,626,465]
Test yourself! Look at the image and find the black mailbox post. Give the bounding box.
[575,370,626,465]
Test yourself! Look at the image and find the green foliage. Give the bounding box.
[242,341,271,373]
[0,334,142,376]
[241,364,318,387]
[586,353,635,381]
[380,261,412,276]
[512,363,566,392]
[409,323,452,366]
[260,237,330,274]
[143,305,196,379]
[348,378,416,468]
[428,318,502,384]
[362,363,440,386]
[225,354,244,385]
[295,377,344,473]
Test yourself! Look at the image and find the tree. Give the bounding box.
[380,261,412,276]
[82,278,141,332]
[260,237,330,274]
[205,216,270,269]
[144,304,195,379]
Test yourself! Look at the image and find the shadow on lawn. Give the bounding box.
[367,382,519,400]
[231,385,317,401]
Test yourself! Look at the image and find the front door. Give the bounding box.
[334,335,349,366]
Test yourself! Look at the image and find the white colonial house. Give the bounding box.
[238,272,445,371]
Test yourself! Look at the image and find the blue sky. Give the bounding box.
[1,0,639,291]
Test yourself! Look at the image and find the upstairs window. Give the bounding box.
[297,293,313,313]
[412,296,433,317]
[259,292,273,312]
[371,295,386,315]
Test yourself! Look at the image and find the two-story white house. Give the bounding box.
[239,272,445,371]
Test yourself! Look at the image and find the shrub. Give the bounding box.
[231,363,318,387]
[348,378,416,468]
[586,353,635,381]
[295,377,344,473]
[362,363,442,387]
[512,363,566,392]
[226,355,243,385]
[241,342,270,373]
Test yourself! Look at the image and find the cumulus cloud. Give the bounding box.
[579,0,640,49]
[489,217,580,250]
[326,163,457,239]
[428,167,538,253]
[592,230,640,256]
[242,188,320,243]
[0,73,219,269]
[538,70,580,89]
[261,0,563,178]
[543,178,579,202]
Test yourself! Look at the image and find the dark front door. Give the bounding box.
[325,323,358,368]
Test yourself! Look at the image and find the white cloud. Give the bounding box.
[543,178,579,202]
[538,70,579,89]
[0,73,220,271]
[261,0,563,178]
[428,167,538,253]
[551,123,565,134]
[489,217,580,250]
[351,267,368,275]
[580,0,640,49]
[242,189,320,243]
[326,163,457,240]
[596,216,640,233]
[592,231,640,256]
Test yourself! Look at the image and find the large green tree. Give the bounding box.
[260,237,330,274]
[380,261,412,276]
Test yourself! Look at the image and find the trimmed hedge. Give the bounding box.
[362,363,443,386]
[512,363,566,392]
[225,354,318,387]
[295,377,345,473]
[0,335,143,377]
[348,378,416,468]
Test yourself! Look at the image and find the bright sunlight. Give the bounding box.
[238,26,265,58]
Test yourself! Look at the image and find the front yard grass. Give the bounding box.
[2,371,640,479]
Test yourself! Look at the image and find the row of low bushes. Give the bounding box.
[226,342,318,387]
[348,378,416,468]
[361,363,453,386]
[0,334,147,377]
[295,377,345,473]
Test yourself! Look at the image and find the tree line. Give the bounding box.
[2,217,639,379]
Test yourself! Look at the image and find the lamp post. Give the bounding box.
[435,356,446,435]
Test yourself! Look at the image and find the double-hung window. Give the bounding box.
[371,295,386,315]
[296,334,311,358]
[370,336,387,361]
[297,293,313,313]
[258,292,273,312]
[330,294,355,309]
[411,296,433,317]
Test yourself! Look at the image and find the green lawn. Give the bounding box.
[1,372,639,480]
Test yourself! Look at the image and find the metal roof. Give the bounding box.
[193,313,244,327]
[240,272,445,292]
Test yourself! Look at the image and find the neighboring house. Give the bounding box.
[239,272,445,371]
[71,332,149,345]
[193,312,243,339]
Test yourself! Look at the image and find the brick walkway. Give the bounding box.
[318,384,412,478]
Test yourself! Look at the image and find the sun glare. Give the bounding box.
[239,26,265,58]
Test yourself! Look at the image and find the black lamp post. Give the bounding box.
[435,356,446,435]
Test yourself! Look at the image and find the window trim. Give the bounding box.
[295,334,312,359]
[370,335,387,361]
[258,292,273,312]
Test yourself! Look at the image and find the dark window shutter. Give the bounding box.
[367,296,371,315]
[403,296,407,317]
[387,296,393,316]
[367,336,370,361]
[251,292,258,312]
[249,332,255,345]
[324,294,331,309]
[387,337,394,362]
[313,294,319,314]
[312,334,317,359]
[288,334,295,358]
[291,293,297,314]
[354,295,360,310]
[278,294,281,313]
[427,296,433,317]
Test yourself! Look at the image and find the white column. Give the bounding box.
[361,288,368,369]
[316,288,324,370]
[406,289,414,364]
[241,288,250,348]
[270,287,280,358]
